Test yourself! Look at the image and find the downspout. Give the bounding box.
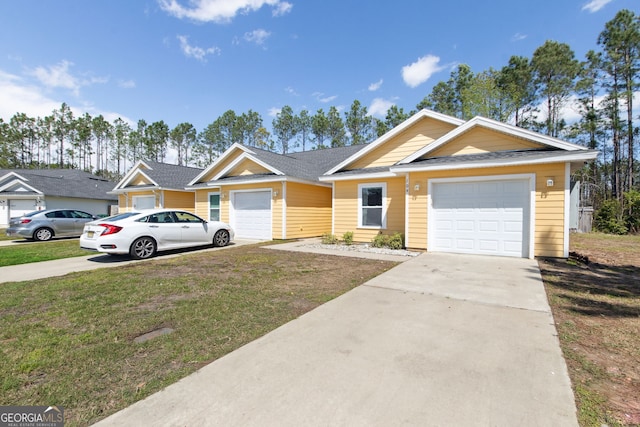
[281,181,287,240]
[404,173,410,248]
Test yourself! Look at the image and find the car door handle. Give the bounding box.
[149,225,159,228]
[181,225,190,229]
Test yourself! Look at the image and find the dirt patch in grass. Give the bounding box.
[540,233,640,426]
[0,244,397,426]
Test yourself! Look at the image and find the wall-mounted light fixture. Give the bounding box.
[546,177,555,187]
[220,192,225,199]
[273,191,278,198]
[414,182,420,191]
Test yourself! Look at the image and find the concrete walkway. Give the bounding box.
[94,251,577,426]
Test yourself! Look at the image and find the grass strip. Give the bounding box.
[0,240,88,267]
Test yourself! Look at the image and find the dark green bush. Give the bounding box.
[594,199,627,235]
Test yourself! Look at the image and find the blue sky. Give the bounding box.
[0,0,636,134]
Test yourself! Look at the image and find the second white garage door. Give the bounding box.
[230,191,272,240]
[430,178,531,258]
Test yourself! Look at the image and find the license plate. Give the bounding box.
[87,231,94,238]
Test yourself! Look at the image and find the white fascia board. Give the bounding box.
[116,160,158,189]
[0,179,42,193]
[212,153,284,181]
[391,150,599,173]
[195,176,330,188]
[324,109,465,176]
[399,116,589,165]
[188,143,254,185]
[0,172,28,182]
[319,171,399,182]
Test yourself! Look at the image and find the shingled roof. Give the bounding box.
[188,144,368,188]
[128,161,203,189]
[0,169,117,201]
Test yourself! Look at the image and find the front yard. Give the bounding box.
[541,233,640,426]
[0,243,397,426]
[0,233,638,426]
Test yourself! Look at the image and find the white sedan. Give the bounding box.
[80,209,234,259]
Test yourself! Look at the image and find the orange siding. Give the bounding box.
[428,128,544,157]
[285,182,332,239]
[350,119,458,169]
[333,177,405,243]
[162,190,195,211]
[227,158,271,176]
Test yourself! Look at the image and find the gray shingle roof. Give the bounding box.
[133,161,203,189]
[235,145,367,181]
[0,169,117,201]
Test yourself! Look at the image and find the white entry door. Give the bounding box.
[430,178,531,258]
[230,191,272,240]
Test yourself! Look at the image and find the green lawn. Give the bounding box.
[0,239,89,267]
[0,244,397,426]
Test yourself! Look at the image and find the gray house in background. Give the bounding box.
[0,169,117,226]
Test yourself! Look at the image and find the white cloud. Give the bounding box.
[285,86,299,96]
[118,79,136,89]
[159,0,292,23]
[177,35,221,61]
[402,55,445,88]
[0,69,133,125]
[511,32,527,42]
[313,92,337,103]
[368,98,395,117]
[368,79,383,92]
[26,60,108,96]
[268,107,281,117]
[244,29,271,46]
[581,0,614,13]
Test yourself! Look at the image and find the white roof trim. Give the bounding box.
[189,143,255,185]
[319,171,399,182]
[188,175,329,188]
[211,152,284,181]
[399,116,588,165]
[391,150,599,173]
[0,171,28,182]
[114,160,154,190]
[0,178,43,194]
[324,109,464,175]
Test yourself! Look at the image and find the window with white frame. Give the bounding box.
[358,183,386,228]
[209,192,220,221]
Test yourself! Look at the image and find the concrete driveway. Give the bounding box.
[94,251,577,426]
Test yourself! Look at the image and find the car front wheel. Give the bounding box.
[130,237,157,259]
[34,228,53,241]
[213,229,230,247]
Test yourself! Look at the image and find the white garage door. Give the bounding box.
[430,179,530,258]
[231,191,272,240]
[9,199,38,219]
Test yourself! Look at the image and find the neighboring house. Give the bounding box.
[319,110,598,258]
[187,143,365,240]
[111,160,203,212]
[0,169,117,226]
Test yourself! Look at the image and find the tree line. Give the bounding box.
[0,10,638,231]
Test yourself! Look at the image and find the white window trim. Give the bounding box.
[358,182,387,229]
[208,191,221,221]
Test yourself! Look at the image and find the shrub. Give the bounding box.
[371,233,388,248]
[594,199,627,235]
[387,232,404,250]
[624,190,640,234]
[342,231,354,245]
[321,233,339,244]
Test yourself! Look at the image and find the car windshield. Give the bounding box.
[101,212,138,222]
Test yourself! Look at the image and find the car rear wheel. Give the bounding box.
[213,229,230,247]
[130,237,157,259]
[34,227,53,241]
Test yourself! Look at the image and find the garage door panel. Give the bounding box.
[231,191,272,240]
[431,179,530,258]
